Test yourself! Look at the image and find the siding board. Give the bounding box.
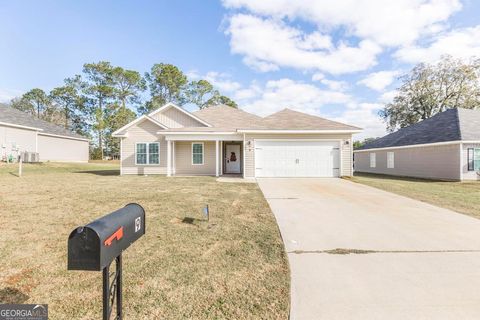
[354,144,461,181]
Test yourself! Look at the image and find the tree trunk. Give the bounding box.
[99,99,104,160]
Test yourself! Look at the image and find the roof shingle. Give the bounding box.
[0,103,88,140]
[357,108,480,150]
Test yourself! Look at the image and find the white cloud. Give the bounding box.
[333,103,387,140]
[395,25,480,63]
[0,88,22,103]
[187,70,242,92]
[358,70,401,91]
[312,74,348,91]
[239,78,351,116]
[379,90,398,103]
[223,0,462,47]
[225,14,382,74]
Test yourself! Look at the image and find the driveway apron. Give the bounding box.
[258,178,480,320]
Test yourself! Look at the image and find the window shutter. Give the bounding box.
[468,148,474,171]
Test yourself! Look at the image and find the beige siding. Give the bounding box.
[244,133,353,178]
[151,106,206,128]
[0,125,37,159]
[37,134,88,162]
[462,143,480,181]
[174,141,216,175]
[354,144,461,181]
[121,120,166,175]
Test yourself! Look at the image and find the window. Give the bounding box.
[370,153,376,168]
[136,142,159,165]
[387,152,394,169]
[468,148,480,171]
[192,142,204,165]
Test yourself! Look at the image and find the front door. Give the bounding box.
[225,144,241,173]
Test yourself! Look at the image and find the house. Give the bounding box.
[354,108,480,181]
[0,104,89,162]
[112,102,361,178]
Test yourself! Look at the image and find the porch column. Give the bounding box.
[167,140,172,177]
[172,141,176,175]
[220,141,223,175]
[215,140,219,177]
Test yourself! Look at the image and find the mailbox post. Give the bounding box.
[68,203,145,320]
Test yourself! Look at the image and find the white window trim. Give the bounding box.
[135,142,160,165]
[387,152,395,169]
[370,153,376,168]
[191,142,204,165]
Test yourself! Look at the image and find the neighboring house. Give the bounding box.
[112,102,361,178]
[354,108,480,181]
[0,104,89,162]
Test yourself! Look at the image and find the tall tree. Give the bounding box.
[185,79,216,109]
[49,75,87,131]
[143,63,188,113]
[105,106,137,157]
[82,61,115,160]
[106,67,146,155]
[380,56,480,131]
[11,88,51,118]
[111,67,146,110]
[206,94,238,108]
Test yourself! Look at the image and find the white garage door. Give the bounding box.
[255,140,340,177]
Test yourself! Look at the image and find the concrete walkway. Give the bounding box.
[258,178,480,320]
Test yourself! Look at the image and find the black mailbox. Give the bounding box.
[68,203,145,271]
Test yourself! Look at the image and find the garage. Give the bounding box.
[254,140,340,177]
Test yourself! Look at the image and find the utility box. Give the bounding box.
[68,203,145,271]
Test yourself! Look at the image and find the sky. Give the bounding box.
[1,0,480,140]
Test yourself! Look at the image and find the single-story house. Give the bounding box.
[112,102,361,178]
[354,108,480,181]
[0,103,89,162]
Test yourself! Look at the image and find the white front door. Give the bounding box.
[225,144,241,173]
[255,140,340,177]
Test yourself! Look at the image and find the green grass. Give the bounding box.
[0,162,289,319]
[347,172,480,219]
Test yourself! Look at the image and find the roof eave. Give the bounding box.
[236,129,362,134]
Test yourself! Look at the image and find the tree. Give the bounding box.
[143,63,188,113]
[353,137,377,149]
[111,67,146,110]
[185,79,216,109]
[105,67,145,156]
[206,94,238,108]
[380,55,480,132]
[105,106,137,157]
[11,88,51,118]
[82,61,115,160]
[50,75,87,131]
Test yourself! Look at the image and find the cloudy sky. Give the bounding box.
[1,0,480,139]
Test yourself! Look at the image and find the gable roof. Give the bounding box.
[0,103,88,140]
[356,108,480,151]
[252,108,361,130]
[149,102,212,127]
[112,114,168,136]
[192,105,262,129]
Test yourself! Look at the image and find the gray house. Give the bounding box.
[0,104,89,162]
[354,108,480,181]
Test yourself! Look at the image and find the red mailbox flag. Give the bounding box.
[104,227,124,246]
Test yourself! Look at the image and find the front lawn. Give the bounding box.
[0,162,289,319]
[348,173,480,219]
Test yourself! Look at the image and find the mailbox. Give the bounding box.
[67,203,146,320]
[68,203,145,271]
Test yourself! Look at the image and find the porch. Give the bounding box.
[165,136,245,177]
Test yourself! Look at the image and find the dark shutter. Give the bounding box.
[468,148,474,171]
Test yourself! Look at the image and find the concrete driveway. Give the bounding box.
[257,178,480,320]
